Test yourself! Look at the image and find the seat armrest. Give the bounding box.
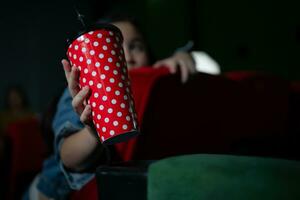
[96,161,154,200]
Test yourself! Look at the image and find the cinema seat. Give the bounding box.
[5,117,46,200]
[148,154,300,200]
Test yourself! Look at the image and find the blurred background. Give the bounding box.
[0,1,300,199]
[0,0,299,112]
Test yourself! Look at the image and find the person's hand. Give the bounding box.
[62,59,92,125]
[153,51,196,83]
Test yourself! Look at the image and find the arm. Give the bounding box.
[60,126,103,171]
[60,59,104,172]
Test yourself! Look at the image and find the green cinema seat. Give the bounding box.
[148,154,300,200]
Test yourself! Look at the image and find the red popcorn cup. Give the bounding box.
[66,24,139,145]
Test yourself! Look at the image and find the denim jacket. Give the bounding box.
[36,88,94,199]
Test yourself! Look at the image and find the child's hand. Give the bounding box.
[62,59,92,125]
[153,52,196,83]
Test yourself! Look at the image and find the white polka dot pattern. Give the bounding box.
[67,29,139,144]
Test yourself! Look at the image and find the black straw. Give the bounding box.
[74,6,86,29]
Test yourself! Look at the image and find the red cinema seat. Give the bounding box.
[70,67,170,200]
[225,70,260,81]
[70,178,98,200]
[133,71,290,160]
[5,117,46,200]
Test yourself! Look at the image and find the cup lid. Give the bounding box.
[66,23,123,48]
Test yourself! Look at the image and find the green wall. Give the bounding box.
[142,0,300,79]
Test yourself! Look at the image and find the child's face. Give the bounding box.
[113,21,149,70]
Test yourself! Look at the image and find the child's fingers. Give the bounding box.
[178,60,189,83]
[72,86,90,114]
[80,104,92,124]
[69,66,80,98]
[62,59,71,80]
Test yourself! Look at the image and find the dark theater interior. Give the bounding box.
[0,0,300,199]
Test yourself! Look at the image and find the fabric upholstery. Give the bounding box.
[148,154,300,200]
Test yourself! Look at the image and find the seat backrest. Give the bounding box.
[148,154,300,200]
[70,178,98,200]
[5,117,46,200]
[6,117,46,172]
[70,67,171,200]
[133,72,290,160]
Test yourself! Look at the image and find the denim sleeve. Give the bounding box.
[52,88,94,190]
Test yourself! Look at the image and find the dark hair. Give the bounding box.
[4,85,29,110]
[94,13,155,64]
